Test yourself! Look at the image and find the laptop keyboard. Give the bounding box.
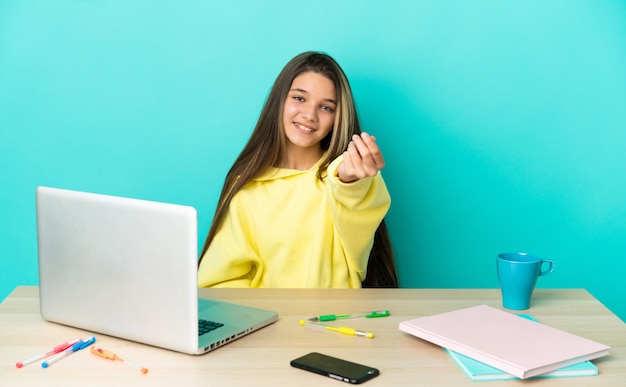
[199,319,224,336]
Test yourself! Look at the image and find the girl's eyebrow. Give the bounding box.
[290,88,337,105]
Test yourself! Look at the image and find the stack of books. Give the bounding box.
[399,305,610,381]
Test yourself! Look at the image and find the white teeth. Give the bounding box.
[295,122,314,132]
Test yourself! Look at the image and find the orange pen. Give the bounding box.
[90,346,148,374]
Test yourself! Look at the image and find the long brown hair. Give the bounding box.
[199,51,398,288]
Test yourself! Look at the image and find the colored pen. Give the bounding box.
[16,338,81,368]
[42,336,96,368]
[308,310,390,322]
[91,346,149,374]
[299,320,374,338]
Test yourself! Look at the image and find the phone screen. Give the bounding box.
[290,352,380,384]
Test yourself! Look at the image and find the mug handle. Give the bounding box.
[539,259,554,276]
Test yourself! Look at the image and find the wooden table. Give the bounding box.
[1,287,624,386]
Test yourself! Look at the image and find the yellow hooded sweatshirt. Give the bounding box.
[198,154,390,288]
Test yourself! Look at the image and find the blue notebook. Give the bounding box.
[445,314,598,381]
[446,349,598,381]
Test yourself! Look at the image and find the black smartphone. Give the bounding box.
[290,352,380,384]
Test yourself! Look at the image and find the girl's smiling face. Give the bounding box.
[282,71,337,166]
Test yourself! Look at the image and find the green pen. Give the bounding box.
[308,310,390,322]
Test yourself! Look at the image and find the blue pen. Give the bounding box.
[42,336,96,368]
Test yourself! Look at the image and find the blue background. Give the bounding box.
[1,1,625,322]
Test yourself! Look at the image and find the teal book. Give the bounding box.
[446,349,598,381]
[445,314,598,381]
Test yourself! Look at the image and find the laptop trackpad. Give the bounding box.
[198,298,219,313]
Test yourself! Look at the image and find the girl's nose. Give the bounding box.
[301,103,318,122]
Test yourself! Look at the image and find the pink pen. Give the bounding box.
[16,338,81,368]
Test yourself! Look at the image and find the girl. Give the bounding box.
[198,51,397,288]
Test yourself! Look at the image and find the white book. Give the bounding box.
[399,305,610,379]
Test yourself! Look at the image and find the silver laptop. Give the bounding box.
[36,186,278,355]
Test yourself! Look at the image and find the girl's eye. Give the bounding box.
[321,105,335,112]
[293,96,304,102]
